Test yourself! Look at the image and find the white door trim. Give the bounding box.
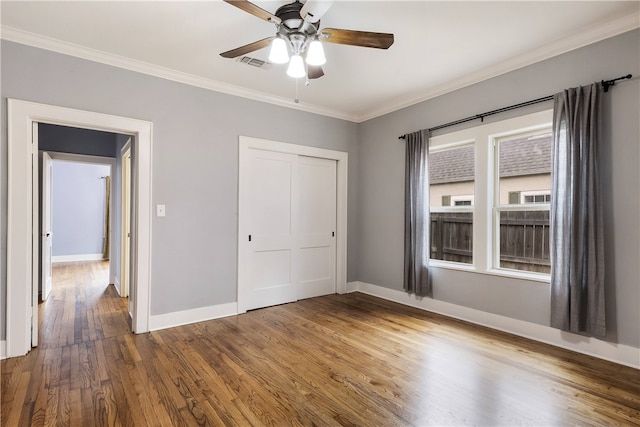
[237,136,348,313]
[45,152,117,285]
[7,99,153,358]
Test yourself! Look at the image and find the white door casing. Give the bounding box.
[45,151,116,267]
[6,99,153,358]
[238,136,347,313]
[41,151,53,302]
[297,156,337,300]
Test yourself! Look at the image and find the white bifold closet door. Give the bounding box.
[240,149,336,312]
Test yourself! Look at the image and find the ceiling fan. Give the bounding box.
[220,0,394,80]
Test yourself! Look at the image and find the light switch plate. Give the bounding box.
[156,204,166,217]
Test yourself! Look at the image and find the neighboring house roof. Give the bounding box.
[429,145,475,184]
[429,132,551,184]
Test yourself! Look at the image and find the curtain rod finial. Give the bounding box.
[602,74,633,92]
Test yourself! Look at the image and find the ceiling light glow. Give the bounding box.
[306,40,326,66]
[269,37,289,64]
[286,54,306,78]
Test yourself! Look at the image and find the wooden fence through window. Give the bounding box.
[430,211,550,274]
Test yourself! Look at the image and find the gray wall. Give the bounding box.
[51,161,111,257]
[357,29,640,347]
[1,29,637,351]
[0,39,359,337]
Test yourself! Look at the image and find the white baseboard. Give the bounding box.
[351,281,640,369]
[346,281,360,293]
[52,253,104,263]
[114,277,121,296]
[149,302,238,331]
[1,340,6,360]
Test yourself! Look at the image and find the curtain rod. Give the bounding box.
[398,74,632,139]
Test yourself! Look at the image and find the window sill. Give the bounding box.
[429,260,476,272]
[429,260,550,284]
[484,268,550,283]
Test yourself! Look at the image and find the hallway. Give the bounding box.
[39,261,128,349]
[1,261,133,426]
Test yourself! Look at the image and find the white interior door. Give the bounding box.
[120,146,131,306]
[297,156,337,300]
[41,152,53,301]
[240,149,298,312]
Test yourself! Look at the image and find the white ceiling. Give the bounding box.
[1,1,638,122]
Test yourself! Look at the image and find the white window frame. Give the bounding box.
[427,109,552,282]
[429,140,475,267]
[492,127,552,278]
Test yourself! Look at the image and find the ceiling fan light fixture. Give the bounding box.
[287,54,306,78]
[306,39,326,66]
[269,37,290,64]
[220,0,395,82]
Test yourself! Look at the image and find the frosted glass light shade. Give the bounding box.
[306,40,326,66]
[269,38,289,64]
[286,54,306,78]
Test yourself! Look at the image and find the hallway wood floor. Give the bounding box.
[2,261,639,426]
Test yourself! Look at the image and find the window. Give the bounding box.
[427,109,552,280]
[452,195,474,206]
[522,191,551,204]
[429,142,475,265]
[494,130,551,275]
[508,190,551,204]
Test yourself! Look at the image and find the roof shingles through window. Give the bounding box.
[429,133,551,184]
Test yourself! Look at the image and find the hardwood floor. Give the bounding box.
[2,261,639,426]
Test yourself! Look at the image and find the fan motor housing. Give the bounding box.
[275,1,319,36]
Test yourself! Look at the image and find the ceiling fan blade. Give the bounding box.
[220,37,275,58]
[320,28,394,49]
[300,0,333,23]
[223,0,281,24]
[308,65,324,79]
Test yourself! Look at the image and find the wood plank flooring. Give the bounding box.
[2,261,639,426]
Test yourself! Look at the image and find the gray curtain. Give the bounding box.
[550,83,605,338]
[404,130,431,297]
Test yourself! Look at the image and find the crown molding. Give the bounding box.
[355,10,640,123]
[0,25,358,122]
[2,8,638,124]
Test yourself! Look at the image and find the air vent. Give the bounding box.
[236,56,272,70]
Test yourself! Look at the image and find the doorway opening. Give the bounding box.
[38,150,118,341]
[38,123,124,297]
[6,99,153,358]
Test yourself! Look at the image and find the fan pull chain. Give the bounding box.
[295,77,300,103]
[305,63,310,87]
